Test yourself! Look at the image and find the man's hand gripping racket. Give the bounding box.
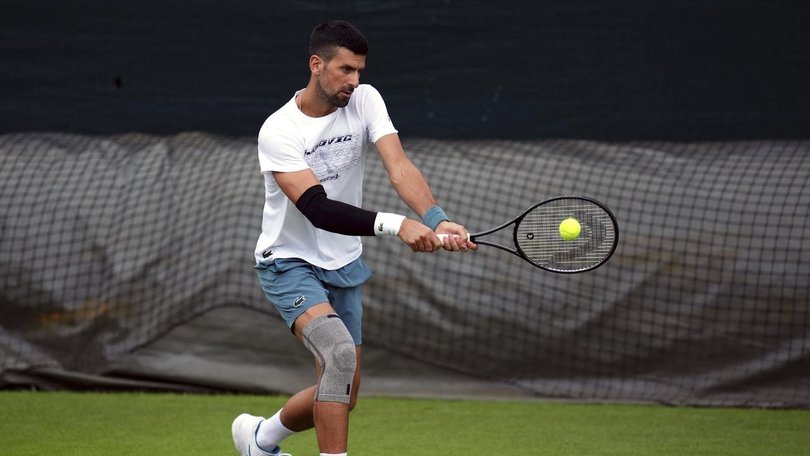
[439,196,619,273]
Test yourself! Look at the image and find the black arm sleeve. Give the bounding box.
[295,185,377,236]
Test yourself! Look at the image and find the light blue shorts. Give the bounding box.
[255,257,372,344]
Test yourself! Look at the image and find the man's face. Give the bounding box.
[314,47,366,108]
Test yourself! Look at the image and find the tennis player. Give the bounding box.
[231,20,476,456]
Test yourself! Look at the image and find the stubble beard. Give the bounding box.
[316,79,351,108]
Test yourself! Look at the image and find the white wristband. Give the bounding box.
[374,212,406,236]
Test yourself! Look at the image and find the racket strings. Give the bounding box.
[515,198,617,272]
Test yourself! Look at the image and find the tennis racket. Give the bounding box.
[440,196,618,273]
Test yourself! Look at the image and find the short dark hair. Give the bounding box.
[309,20,369,60]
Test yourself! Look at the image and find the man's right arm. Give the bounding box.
[273,169,442,251]
[272,168,321,205]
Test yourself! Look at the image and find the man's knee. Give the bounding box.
[301,314,357,404]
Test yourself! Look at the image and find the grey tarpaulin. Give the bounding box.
[1,132,808,408]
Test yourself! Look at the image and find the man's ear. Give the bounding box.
[309,55,324,75]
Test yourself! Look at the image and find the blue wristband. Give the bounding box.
[422,205,449,231]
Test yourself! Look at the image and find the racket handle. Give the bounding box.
[437,233,471,244]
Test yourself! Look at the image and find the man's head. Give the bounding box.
[309,20,368,61]
[307,21,368,109]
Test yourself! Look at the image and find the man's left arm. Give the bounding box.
[375,133,477,251]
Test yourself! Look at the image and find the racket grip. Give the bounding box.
[437,233,470,244]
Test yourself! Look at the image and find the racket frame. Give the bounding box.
[468,196,619,273]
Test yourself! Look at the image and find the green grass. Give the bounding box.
[1,391,808,455]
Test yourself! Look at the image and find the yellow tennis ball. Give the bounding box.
[559,218,581,241]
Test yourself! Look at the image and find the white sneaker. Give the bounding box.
[231,413,291,456]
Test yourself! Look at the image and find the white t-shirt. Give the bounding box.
[254,84,398,269]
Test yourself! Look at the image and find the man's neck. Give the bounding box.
[297,87,337,118]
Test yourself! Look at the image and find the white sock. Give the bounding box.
[320,453,348,456]
[255,409,296,450]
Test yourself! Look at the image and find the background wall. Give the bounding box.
[1,0,809,140]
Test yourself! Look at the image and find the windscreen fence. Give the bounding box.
[1,132,808,408]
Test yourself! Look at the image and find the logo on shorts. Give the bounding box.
[293,295,306,308]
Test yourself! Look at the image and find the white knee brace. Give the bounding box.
[301,314,357,404]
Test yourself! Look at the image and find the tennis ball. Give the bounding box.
[559,218,581,241]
